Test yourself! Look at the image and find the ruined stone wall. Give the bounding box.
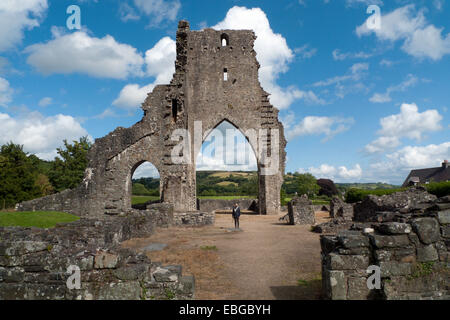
[0,217,194,300]
[17,20,286,217]
[287,195,315,225]
[198,199,257,213]
[321,196,450,300]
[173,211,215,226]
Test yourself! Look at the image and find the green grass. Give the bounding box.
[132,195,160,205]
[0,211,80,228]
[200,245,218,251]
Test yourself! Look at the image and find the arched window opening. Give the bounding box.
[131,161,161,210]
[196,121,258,214]
[172,99,178,122]
[223,68,228,81]
[221,33,229,47]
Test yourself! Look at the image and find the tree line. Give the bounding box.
[0,137,91,209]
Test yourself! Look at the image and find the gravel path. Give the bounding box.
[123,212,328,300]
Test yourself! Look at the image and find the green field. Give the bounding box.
[132,195,160,205]
[0,211,80,228]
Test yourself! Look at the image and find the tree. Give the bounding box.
[0,143,42,208]
[49,136,91,192]
[297,173,320,197]
[317,179,339,197]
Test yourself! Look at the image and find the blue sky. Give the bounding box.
[0,0,449,184]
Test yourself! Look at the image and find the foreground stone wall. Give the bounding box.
[0,216,194,300]
[321,196,450,300]
[198,199,257,213]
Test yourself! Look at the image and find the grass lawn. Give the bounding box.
[132,195,160,205]
[0,211,80,228]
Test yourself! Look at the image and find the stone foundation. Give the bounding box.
[321,196,450,300]
[0,216,194,300]
[173,212,215,226]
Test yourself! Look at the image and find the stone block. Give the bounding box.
[439,224,450,239]
[94,251,118,269]
[337,233,370,248]
[377,222,411,235]
[369,234,410,248]
[416,244,439,262]
[347,277,370,300]
[324,269,347,300]
[96,281,141,300]
[326,253,369,270]
[412,218,441,244]
[438,210,450,225]
[179,275,195,295]
[379,261,412,277]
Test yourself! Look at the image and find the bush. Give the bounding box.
[426,181,450,198]
[345,188,405,203]
[132,183,151,196]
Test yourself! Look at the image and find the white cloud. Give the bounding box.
[365,136,401,153]
[196,122,257,171]
[369,74,418,103]
[38,97,52,107]
[365,103,443,153]
[283,114,354,141]
[113,83,156,109]
[113,36,176,109]
[356,5,450,60]
[0,111,90,160]
[295,44,317,59]
[133,0,180,26]
[369,142,450,182]
[332,49,372,60]
[385,143,450,169]
[299,164,363,182]
[0,77,13,106]
[25,28,145,79]
[346,0,383,6]
[433,0,445,11]
[212,6,322,109]
[0,0,48,52]
[133,161,160,178]
[312,62,369,99]
[313,63,369,87]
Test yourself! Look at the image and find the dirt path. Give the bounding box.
[123,212,329,300]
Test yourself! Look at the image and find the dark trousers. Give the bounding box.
[233,216,240,229]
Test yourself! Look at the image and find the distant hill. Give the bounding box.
[336,182,400,190]
[132,171,400,197]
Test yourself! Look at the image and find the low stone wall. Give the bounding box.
[320,202,450,300]
[0,215,194,300]
[16,188,89,217]
[353,188,437,222]
[198,199,257,213]
[173,212,215,226]
[287,195,315,225]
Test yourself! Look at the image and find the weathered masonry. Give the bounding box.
[18,20,286,217]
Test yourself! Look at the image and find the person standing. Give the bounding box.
[232,203,241,229]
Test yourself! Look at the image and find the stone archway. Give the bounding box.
[18,20,286,217]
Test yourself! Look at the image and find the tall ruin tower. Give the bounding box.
[18,21,286,216]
